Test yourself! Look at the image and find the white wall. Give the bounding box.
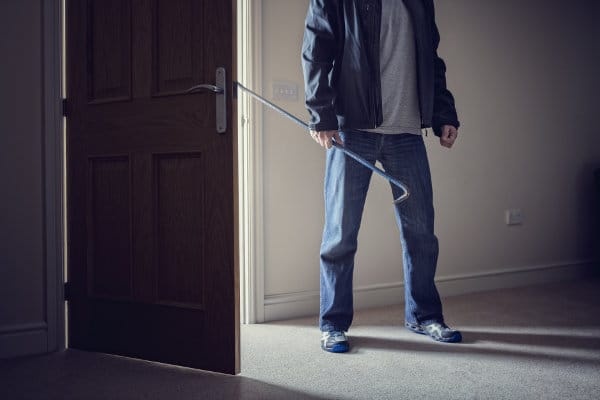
[259,0,600,320]
[0,0,60,357]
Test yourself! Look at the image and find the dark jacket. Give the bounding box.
[302,0,459,136]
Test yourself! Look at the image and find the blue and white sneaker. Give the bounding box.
[405,321,462,343]
[321,330,349,353]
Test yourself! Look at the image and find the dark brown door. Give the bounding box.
[65,0,238,374]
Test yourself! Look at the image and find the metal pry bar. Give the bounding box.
[235,82,410,203]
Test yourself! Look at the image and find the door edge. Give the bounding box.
[43,0,66,353]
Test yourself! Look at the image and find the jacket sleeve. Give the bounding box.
[301,0,342,131]
[429,1,460,136]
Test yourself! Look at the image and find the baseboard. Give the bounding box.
[0,322,48,359]
[263,259,596,322]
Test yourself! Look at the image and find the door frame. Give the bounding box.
[44,0,66,351]
[47,0,264,353]
[237,0,265,324]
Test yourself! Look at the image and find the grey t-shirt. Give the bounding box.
[364,0,422,135]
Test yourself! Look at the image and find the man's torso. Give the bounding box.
[363,0,422,135]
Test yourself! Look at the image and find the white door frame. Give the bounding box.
[237,0,265,324]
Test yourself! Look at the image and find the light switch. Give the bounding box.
[272,81,298,102]
[505,208,524,225]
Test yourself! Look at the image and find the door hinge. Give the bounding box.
[62,98,68,117]
[64,281,71,301]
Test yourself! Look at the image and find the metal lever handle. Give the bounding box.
[186,84,224,94]
[186,67,227,133]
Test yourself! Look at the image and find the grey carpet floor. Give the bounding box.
[241,278,600,400]
[1,279,599,399]
[0,349,325,400]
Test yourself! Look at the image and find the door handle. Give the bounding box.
[186,67,226,134]
[187,84,223,93]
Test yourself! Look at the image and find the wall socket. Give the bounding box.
[272,81,298,102]
[505,208,524,225]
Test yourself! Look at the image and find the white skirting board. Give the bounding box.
[263,260,597,322]
[0,322,49,359]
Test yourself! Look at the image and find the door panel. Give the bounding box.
[87,156,132,300]
[66,0,238,374]
[88,0,132,102]
[155,153,205,308]
[154,0,204,95]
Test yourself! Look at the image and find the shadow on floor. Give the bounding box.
[349,329,600,367]
[460,328,600,350]
[0,350,329,400]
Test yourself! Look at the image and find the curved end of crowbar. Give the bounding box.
[393,188,410,204]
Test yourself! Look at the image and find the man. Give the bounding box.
[302,0,461,353]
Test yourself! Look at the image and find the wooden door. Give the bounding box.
[65,0,238,374]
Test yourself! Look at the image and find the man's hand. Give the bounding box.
[310,130,343,149]
[440,125,458,149]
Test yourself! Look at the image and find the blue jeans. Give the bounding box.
[319,130,443,332]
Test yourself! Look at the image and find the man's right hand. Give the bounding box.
[310,130,343,149]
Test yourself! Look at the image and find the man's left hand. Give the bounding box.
[440,125,458,149]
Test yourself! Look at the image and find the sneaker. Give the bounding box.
[405,321,462,343]
[321,330,349,353]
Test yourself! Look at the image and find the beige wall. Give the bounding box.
[260,0,600,306]
[0,0,51,356]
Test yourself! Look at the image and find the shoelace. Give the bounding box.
[426,323,457,338]
[323,331,347,342]
[429,322,449,330]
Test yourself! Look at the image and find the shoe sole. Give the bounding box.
[405,322,462,343]
[322,342,349,353]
